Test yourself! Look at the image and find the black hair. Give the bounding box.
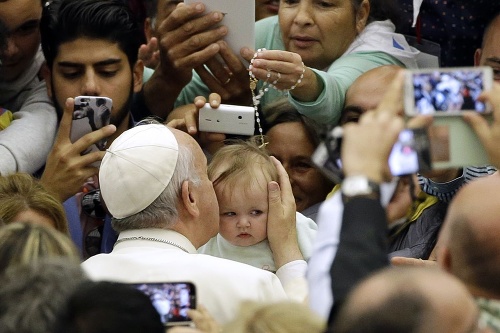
[352,0,401,27]
[55,281,164,333]
[0,18,7,56]
[263,98,327,147]
[40,0,142,69]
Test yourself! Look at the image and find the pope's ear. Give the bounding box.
[180,180,200,218]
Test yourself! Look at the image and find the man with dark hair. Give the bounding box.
[39,0,144,257]
[55,281,164,333]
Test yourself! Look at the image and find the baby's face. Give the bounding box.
[216,181,268,247]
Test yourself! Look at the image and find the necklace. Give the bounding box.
[114,236,190,253]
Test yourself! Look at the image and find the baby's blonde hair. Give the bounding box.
[208,139,278,194]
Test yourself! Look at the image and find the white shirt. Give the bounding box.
[82,229,305,324]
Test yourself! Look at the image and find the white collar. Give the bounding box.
[115,229,197,254]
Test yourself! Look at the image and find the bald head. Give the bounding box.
[333,266,479,333]
[341,65,402,125]
[438,175,500,298]
[475,14,500,82]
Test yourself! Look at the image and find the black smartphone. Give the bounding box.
[129,282,196,327]
[71,96,112,155]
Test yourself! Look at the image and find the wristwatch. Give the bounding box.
[341,175,380,203]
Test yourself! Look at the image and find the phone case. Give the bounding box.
[199,103,255,136]
[71,96,112,156]
[184,0,255,63]
[404,66,493,116]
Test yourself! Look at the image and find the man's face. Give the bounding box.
[0,0,42,82]
[46,37,143,131]
[476,17,500,82]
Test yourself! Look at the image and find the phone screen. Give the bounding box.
[130,282,196,326]
[410,68,488,115]
[71,96,112,155]
[389,128,431,176]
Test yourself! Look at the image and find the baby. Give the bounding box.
[198,140,317,272]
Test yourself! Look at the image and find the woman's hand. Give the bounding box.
[243,48,322,102]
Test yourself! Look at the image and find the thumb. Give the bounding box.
[268,181,281,206]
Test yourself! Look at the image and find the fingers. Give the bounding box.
[390,256,438,267]
[407,115,433,129]
[207,93,221,107]
[269,156,295,209]
[194,95,208,107]
[159,5,226,57]
[55,98,76,145]
[72,124,116,155]
[166,118,187,130]
[240,47,255,62]
[249,49,304,89]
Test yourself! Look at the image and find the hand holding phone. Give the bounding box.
[405,67,493,169]
[71,96,112,155]
[404,67,493,116]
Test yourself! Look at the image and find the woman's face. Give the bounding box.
[266,121,333,212]
[279,0,363,69]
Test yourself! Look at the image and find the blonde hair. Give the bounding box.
[0,222,80,275]
[208,140,278,193]
[223,301,326,333]
[0,173,68,234]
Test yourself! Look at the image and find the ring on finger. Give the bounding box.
[223,72,233,85]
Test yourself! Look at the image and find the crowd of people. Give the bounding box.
[1,0,500,332]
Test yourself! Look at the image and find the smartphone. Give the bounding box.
[129,282,196,327]
[184,0,255,63]
[71,96,112,156]
[199,103,255,135]
[404,66,493,116]
[389,128,432,176]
